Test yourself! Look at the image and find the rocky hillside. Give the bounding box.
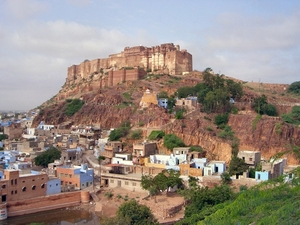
[33,71,300,164]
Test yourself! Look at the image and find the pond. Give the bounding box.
[0,207,100,225]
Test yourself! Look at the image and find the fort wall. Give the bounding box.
[6,191,85,217]
[66,43,192,86]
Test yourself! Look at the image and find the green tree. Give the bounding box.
[109,122,131,141]
[130,129,142,140]
[163,134,185,150]
[65,98,84,116]
[34,147,61,167]
[0,134,8,141]
[157,91,168,98]
[221,172,232,185]
[214,113,229,126]
[148,130,165,140]
[116,199,158,225]
[141,170,182,196]
[287,81,300,94]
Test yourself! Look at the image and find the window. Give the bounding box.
[249,158,253,162]
[11,180,13,185]
[258,174,261,180]
[32,185,36,190]
[11,191,13,195]
[56,183,58,186]
[15,190,17,194]
[15,179,17,185]
[32,179,35,182]
[110,179,114,183]
[132,182,136,186]
[1,184,6,189]
[22,180,25,183]
[125,181,129,185]
[41,184,45,188]
[22,187,27,192]
[69,175,72,178]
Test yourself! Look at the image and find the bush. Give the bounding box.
[65,99,84,116]
[214,113,229,126]
[221,172,232,185]
[163,134,185,150]
[130,129,142,140]
[217,125,234,140]
[148,130,165,140]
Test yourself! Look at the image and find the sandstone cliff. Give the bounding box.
[34,64,300,165]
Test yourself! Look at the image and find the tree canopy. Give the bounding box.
[163,134,185,150]
[141,169,182,196]
[251,94,278,116]
[109,121,131,141]
[34,147,61,167]
[117,199,158,225]
[281,105,300,125]
[287,81,300,94]
[65,98,84,116]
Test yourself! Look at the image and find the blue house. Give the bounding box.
[158,98,168,109]
[47,177,61,195]
[255,171,270,181]
[204,161,226,176]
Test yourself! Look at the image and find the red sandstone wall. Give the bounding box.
[7,192,82,217]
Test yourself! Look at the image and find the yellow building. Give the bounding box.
[139,89,158,108]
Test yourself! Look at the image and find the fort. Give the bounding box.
[66,43,193,86]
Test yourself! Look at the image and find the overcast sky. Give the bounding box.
[0,0,299,111]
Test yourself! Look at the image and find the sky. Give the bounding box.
[0,0,300,111]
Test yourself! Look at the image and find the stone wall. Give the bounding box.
[67,43,192,85]
[7,191,84,217]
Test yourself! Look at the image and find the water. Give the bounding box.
[0,207,100,225]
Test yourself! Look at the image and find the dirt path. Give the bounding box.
[93,187,185,224]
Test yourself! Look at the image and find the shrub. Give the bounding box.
[217,125,234,140]
[105,191,113,199]
[163,134,185,150]
[65,99,84,116]
[214,113,229,126]
[130,129,142,140]
[148,130,165,140]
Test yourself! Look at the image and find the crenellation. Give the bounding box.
[66,43,192,86]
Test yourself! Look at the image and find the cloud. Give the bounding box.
[190,10,300,84]
[4,0,48,20]
[0,19,157,110]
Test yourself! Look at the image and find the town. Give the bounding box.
[0,85,297,223]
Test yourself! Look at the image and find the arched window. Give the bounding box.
[32,185,36,190]
[41,183,45,189]
[22,187,27,192]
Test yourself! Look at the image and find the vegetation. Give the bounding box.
[252,114,262,130]
[217,125,234,140]
[287,81,300,94]
[0,134,8,141]
[221,172,232,185]
[196,169,300,225]
[141,169,182,196]
[190,145,204,152]
[214,113,229,127]
[167,96,176,113]
[109,121,131,141]
[130,129,142,140]
[148,130,165,140]
[177,184,235,225]
[281,105,300,125]
[34,147,61,167]
[65,98,84,116]
[157,91,168,98]
[175,108,185,119]
[251,94,278,116]
[228,141,248,177]
[163,134,185,150]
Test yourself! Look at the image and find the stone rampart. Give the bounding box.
[67,43,192,85]
[7,191,85,217]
